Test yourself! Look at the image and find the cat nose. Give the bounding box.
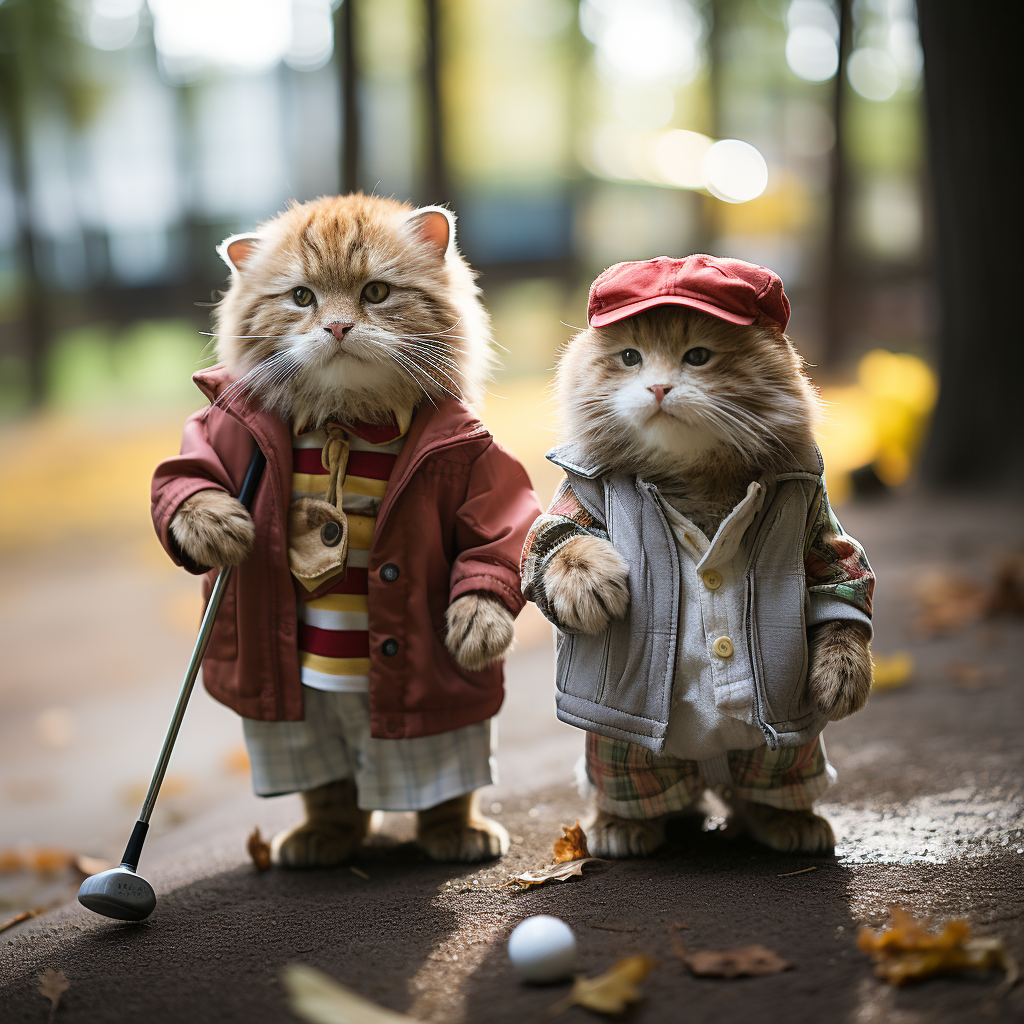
[648,384,673,404]
[325,322,355,340]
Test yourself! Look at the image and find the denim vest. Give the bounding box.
[545,443,857,755]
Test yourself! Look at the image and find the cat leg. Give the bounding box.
[543,534,630,634]
[723,794,835,854]
[807,620,873,721]
[585,810,666,858]
[445,593,516,672]
[170,488,255,568]
[416,791,509,862]
[271,778,371,868]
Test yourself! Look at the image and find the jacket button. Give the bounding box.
[702,569,723,590]
[382,638,399,657]
[713,636,735,659]
[320,521,343,547]
[380,563,400,582]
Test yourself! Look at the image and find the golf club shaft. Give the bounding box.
[122,447,267,869]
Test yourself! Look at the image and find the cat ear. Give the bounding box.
[404,206,455,258]
[217,233,260,276]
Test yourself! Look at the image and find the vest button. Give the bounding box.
[702,569,723,590]
[320,521,343,547]
[382,638,399,657]
[712,636,735,659]
[380,563,400,582]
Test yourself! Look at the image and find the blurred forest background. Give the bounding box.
[0,0,1016,899]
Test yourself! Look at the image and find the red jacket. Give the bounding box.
[151,366,541,736]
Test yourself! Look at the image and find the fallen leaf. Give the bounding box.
[349,866,369,880]
[857,908,1019,992]
[247,827,272,872]
[73,854,113,877]
[0,849,24,873]
[30,849,73,874]
[777,866,817,877]
[0,909,42,934]
[553,820,590,862]
[37,968,70,1023]
[871,651,914,691]
[547,956,658,1018]
[505,858,604,889]
[283,963,416,1023]
[675,942,794,978]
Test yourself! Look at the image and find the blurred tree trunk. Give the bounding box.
[918,1,1024,487]
[423,0,446,204]
[337,0,360,193]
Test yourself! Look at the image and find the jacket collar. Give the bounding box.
[547,440,825,482]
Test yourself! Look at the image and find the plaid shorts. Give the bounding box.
[586,732,835,818]
[242,687,497,811]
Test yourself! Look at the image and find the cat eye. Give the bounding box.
[362,281,390,303]
[292,287,315,307]
[683,347,711,366]
[620,349,642,367]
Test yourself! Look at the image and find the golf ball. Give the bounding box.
[507,915,577,983]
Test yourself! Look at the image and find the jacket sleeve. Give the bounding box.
[449,439,542,616]
[151,406,235,575]
[520,475,606,631]
[803,479,874,636]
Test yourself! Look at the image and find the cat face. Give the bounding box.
[557,305,818,478]
[213,194,492,428]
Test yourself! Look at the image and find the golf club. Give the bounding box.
[78,446,267,921]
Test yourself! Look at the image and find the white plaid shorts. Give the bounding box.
[242,686,497,811]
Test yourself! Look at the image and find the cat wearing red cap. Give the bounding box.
[521,255,874,856]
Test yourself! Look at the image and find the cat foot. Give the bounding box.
[544,535,630,634]
[728,799,835,854]
[271,821,365,868]
[808,620,873,721]
[417,793,509,862]
[445,593,515,672]
[586,810,665,858]
[170,488,255,568]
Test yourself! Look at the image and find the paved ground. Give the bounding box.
[1,488,1022,1023]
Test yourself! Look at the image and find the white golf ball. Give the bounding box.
[507,915,577,983]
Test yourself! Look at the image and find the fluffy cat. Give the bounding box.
[544,305,872,855]
[169,193,518,864]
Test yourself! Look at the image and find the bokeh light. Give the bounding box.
[847,47,900,102]
[701,139,769,204]
[654,129,713,189]
[784,0,839,82]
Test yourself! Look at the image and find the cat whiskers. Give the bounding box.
[214,349,304,410]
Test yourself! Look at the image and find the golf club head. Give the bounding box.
[78,866,156,921]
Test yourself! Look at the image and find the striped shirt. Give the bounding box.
[291,418,409,693]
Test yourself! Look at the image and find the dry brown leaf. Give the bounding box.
[547,956,658,1018]
[0,909,41,934]
[675,942,793,978]
[948,661,1006,691]
[552,820,590,862]
[224,745,251,774]
[858,908,1019,992]
[37,968,70,1023]
[247,827,272,872]
[73,854,114,877]
[283,963,416,1023]
[914,573,987,636]
[506,858,603,889]
[0,849,24,873]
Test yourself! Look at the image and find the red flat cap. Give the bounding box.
[587,254,790,333]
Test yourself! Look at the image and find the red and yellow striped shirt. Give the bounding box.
[291,418,408,692]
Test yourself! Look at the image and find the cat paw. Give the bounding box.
[544,535,630,634]
[445,593,515,672]
[170,488,255,569]
[418,816,509,862]
[271,822,365,868]
[729,800,835,854]
[586,810,665,858]
[808,620,873,721]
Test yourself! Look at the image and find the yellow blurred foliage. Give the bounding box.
[872,650,915,690]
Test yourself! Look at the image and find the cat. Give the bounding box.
[532,301,873,857]
[163,193,537,866]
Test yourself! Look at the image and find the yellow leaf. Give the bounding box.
[858,908,1019,992]
[676,943,793,977]
[553,820,590,863]
[37,968,70,1023]
[871,651,914,690]
[548,956,658,1018]
[283,964,416,1024]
